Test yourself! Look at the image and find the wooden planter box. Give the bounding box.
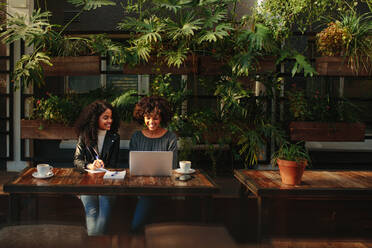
[42,56,101,76]
[289,121,366,142]
[21,120,76,140]
[123,56,197,75]
[21,120,142,140]
[316,56,372,76]
[123,56,276,75]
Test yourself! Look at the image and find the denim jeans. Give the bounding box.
[80,195,115,236]
[131,196,154,232]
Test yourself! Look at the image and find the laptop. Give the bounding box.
[129,151,173,176]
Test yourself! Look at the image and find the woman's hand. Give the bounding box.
[87,159,105,170]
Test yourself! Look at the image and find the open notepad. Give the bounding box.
[103,170,126,179]
[85,168,126,179]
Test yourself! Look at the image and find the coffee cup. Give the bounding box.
[179,161,191,172]
[37,164,53,176]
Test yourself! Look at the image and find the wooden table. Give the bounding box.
[5,168,219,223]
[234,169,372,241]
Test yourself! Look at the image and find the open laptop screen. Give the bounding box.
[129,151,173,176]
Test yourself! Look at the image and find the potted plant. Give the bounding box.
[0,0,117,88]
[315,9,372,76]
[286,86,365,141]
[271,142,310,185]
[22,87,141,140]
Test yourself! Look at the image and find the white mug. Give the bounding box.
[179,161,191,172]
[37,164,53,176]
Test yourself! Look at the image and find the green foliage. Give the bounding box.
[215,78,285,167]
[13,52,51,89]
[277,49,317,77]
[0,1,116,89]
[151,73,190,114]
[30,93,81,125]
[67,0,116,10]
[317,10,372,73]
[286,86,361,122]
[111,90,139,122]
[254,0,348,41]
[117,0,236,67]
[271,142,310,165]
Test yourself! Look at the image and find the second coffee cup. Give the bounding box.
[179,161,191,172]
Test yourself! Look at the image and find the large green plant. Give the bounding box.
[0,0,116,88]
[215,78,285,167]
[316,9,372,73]
[254,0,349,40]
[117,0,235,67]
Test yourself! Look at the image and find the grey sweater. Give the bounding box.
[129,130,178,169]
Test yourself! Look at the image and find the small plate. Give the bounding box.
[32,171,54,179]
[175,168,195,174]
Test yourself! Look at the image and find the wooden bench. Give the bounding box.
[145,223,238,248]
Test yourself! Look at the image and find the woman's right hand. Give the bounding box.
[87,159,104,170]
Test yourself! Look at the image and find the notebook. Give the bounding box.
[129,151,173,176]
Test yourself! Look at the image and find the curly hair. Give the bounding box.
[74,100,119,146]
[133,96,173,126]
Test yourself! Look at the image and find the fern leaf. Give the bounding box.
[67,0,116,10]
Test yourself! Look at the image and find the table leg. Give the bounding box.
[8,194,20,224]
[257,196,263,243]
[201,196,213,223]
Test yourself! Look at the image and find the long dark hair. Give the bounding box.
[74,100,119,146]
[133,95,173,126]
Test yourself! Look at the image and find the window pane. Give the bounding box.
[68,75,101,93]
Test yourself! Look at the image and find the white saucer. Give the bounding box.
[32,172,54,179]
[175,168,195,174]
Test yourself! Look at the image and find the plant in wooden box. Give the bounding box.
[271,142,310,185]
[0,0,118,88]
[23,93,81,140]
[315,7,372,76]
[286,86,365,141]
[23,86,140,140]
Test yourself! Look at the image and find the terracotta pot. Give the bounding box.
[277,158,307,185]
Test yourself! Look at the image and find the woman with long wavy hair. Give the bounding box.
[74,100,120,236]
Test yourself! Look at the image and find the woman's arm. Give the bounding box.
[168,132,178,169]
[73,137,89,170]
[106,133,120,168]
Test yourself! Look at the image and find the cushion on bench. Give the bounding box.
[145,223,238,248]
[0,224,87,248]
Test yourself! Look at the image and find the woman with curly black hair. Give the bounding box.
[129,95,178,232]
[74,100,120,236]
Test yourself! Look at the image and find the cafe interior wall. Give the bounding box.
[4,0,372,171]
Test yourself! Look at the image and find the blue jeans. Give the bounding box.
[80,195,115,236]
[131,196,154,232]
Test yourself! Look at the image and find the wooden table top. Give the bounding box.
[4,168,219,196]
[234,170,372,199]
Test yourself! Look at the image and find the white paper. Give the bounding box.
[85,168,109,174]
[103,170,126,179]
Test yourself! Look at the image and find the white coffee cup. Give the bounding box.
[37,164,53,176]
[179,161,191,172]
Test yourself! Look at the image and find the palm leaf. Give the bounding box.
[166,12,202,40]
[164,48,188,68]
[0,9,51,46]
[67,0,116,10]
[198,23,233,43]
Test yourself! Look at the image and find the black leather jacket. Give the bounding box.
[73,130,120,170]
